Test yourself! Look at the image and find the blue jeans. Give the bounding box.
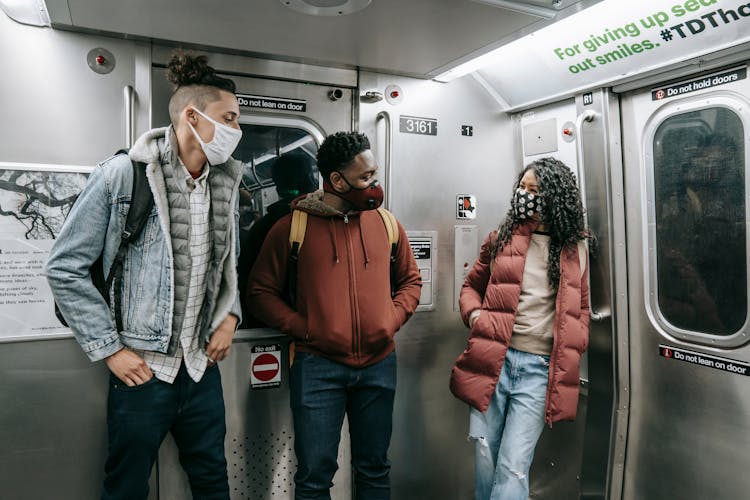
[102,363,229,500]
[470,348,549,500]
[290,351,397,500]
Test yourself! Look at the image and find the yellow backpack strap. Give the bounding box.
[377,207,399,298]
[377,207,399,246]
[286,209,308,309]
[289,209,308,251]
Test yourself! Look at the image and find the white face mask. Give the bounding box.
[188,106,242,165]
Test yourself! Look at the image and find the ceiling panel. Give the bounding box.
[47,0,585,77]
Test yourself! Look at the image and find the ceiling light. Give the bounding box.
[471,0,558,20]
[280,0,371,16]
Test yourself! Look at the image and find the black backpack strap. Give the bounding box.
[104,158,154,333]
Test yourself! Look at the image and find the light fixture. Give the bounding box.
[0,0,50,26]
[280,0,371,16]
[470,0,558,20]
[433,49,510,83]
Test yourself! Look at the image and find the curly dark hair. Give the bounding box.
[316,132,371,182]
[493,157,591,289]
[166,51,236,92]
[166,51,237,126]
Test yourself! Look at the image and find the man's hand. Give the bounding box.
[105,349,153,386]
[205,314,238,365]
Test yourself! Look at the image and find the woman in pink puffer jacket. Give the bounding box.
[450,157,591,500]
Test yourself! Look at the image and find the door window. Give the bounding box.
[233,124,319,231]
[653,107,746,336]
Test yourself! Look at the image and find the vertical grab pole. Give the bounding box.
[575,109,610,323]
[124,85,135,148]
[376,111,393,210]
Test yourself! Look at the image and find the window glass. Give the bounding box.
[233,124,319,231]
[654,108,746,335]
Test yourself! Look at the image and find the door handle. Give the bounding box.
[124,85,135,148]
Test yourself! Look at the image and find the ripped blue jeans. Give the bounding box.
[469,347,549,500]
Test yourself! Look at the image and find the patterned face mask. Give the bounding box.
[512,188,542,221]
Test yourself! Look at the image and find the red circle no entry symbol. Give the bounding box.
[252,353,280,382]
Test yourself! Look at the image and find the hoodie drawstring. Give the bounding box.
[358,217,370,267]
[329,218,340,263]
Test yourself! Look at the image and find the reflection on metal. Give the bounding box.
[574,110,597,219]
[0,0,50,26]
[280,0,371,16]
[470,0,558,19]
[124,85,135,148]
[574,109,606,323]
[360,90,384,103]
[376,111,392,210]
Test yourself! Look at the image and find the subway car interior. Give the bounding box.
[2,0,750,498]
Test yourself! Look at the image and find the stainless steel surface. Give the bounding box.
[157,337,352,500]
[359,71,520,500]
[375,110,392,210]
[0,12,140,166]
[0,338,155,499]
[619,65,750,500]
[522,117,559,156]
[573,89,620,500]
[470,0,559,19]
[573,108,612,326]
[124,85,135,148]
[151,67,352,136]
[43,0,593,78]
[605,86,628,500]
[151,45,358,88]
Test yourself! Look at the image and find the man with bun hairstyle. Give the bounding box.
[248,131,422,499]
[46,52,244,499]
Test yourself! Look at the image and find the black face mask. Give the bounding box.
[512,188,542,221]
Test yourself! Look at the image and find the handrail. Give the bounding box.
[124,85,135,148]
[574,109,610,323]
[376,111,393,210]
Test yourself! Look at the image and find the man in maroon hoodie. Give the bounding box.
[247,131,421,500]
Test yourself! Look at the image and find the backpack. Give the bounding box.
[285,207,400,307]
[54,151,155,332]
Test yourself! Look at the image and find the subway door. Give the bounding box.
[620,66,750,499]
[358,71,518,499]
[150,64,355,499]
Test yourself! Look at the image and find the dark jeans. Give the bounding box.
[102,363,229,500]
[290,351,397,500]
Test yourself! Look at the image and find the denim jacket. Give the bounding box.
[45,127,243,362]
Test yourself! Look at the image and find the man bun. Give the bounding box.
[166,51,236,93]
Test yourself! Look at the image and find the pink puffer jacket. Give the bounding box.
[450,221,589,424]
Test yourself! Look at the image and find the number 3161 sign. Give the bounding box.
[399,115,438,136]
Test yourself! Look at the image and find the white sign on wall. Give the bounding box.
[0,164,90,339]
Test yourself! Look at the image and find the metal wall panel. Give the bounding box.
[358,71,518,500]
[0,13,147,166]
